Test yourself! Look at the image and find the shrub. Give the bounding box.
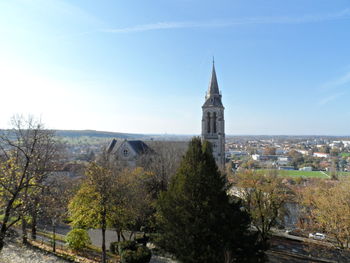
[121,246,152,263]
[65,228,91,251]
[135,236,149,246]
[110,241,119,254]
[121,250,136,263]
[135,246,152,263]
[118,240,136,255]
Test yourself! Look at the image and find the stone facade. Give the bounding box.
[201,62,225,169]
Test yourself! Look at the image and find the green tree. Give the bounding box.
[287,150,304,169]
[66,228,91,251]
[69,161,117,263]
[156,138,263,263]
[109,167,153,241]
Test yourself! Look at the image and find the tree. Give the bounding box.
[320,145,331,154]
[156,138,263,263]
[0,157,23,250]
[240,159,259,169]
[234,170,290,248]
[69,161,117,263]
[112,168,153,240]
[40,174,79,252]
[300,178,350,249]
[287,150,304,169]
[263,147,276,156]
[138,141,185,198]
[0,116,58,250]
[66,228,91,251]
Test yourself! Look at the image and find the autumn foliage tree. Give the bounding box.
[69,161,117,263]
[0,116,59,250]
[109,167,153,240]
[300,178,350,249]
[234,170,290,248]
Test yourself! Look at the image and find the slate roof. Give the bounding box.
[107,139,153,155]
[107,138,118,154]
[127,140,153,154]
[207,62,220,95]
[203,62,224,108]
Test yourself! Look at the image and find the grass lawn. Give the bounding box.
[326,171,350,176]
[256,169,328,178]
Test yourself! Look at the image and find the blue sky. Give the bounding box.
[0,0,350,135]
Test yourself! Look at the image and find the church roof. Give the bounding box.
[203,61,224,108]
[207,62,220,96]
[107,138,118,153]
[107,139,153,155]
[127,140,153,154]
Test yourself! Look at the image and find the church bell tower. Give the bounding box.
[201,60,225,169]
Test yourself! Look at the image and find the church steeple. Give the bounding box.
[207,59,220,96]
[203,60,223,108]
[201,60,225,169]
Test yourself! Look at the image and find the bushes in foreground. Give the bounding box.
[65,229,91,251]
[110,240,151,263]
[121,246,152,263]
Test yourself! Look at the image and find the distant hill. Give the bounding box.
[0,129,192,141]
[54,130,145,139]
[54,130,193,141]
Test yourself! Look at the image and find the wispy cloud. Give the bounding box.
[318,92,345,106]
[321,71,350,90]
[101,8,350,33]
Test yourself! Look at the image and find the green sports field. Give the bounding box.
[327,171,350,176]
[278,170,328,178]
[256,169,350,178]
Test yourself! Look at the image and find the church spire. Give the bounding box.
[201,58,225,170]
[207,59,220,96]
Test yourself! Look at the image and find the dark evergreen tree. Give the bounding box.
[156,137,265,263]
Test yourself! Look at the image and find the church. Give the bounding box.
[107,61,226,169]
[201,61,225,169]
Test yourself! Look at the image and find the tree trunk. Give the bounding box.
[31,209,37,240]
[101,209,107,263]
[0,198,18,251]
[116,230,121,242]
[0,228,6,251]
[129,231,134,240]
[52,223,56,253]
[22,217,27,244]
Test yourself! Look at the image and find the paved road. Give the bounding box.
[38,225,176,263]
[38,225,350,262]
[40,224,120,248]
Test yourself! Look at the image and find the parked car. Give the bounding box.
[309,232,326,240]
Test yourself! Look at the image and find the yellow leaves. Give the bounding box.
[0,157,24,197]
[234,170,290,239]
[300,177,350,248]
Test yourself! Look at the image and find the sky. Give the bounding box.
[0,0,350,135]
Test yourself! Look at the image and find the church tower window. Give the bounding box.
[213,112,217,133]
[207,112,211,133]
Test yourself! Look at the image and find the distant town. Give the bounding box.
[50,130,350,178]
